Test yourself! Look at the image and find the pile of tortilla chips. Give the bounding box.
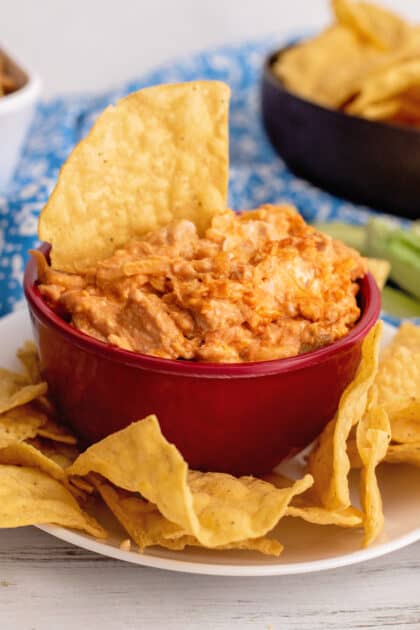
[1,321,419,557]
[274,0,420,127]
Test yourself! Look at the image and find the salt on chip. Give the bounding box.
[356,397,391,547]
[38,81,230,272]
[93,478,283,556]
[0,465,106,537]
[308,321,382,511]
[332,0,409,50]
[0,368,47,415]
[68,415,313,547]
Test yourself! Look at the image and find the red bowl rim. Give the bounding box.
[24,243,381,379]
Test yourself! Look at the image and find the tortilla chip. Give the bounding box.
[29,438,80,469]
[376,347,420,409]
[39,81,230,272]
[68,415,312,547]
[16,341,41,384]
[367,258,391,288]
[93,479,282,556]
[349,60,420,115]
[384,322,420,354]
[37,417,78,445]
[385,442,420,467]
[0,368,47,415]
[308,321,382,510]
[332,0,409,50]
[347,437,363,468]
[359,92,420,124]
[0,465,106,537]
[0,397,75,450]
[36,394,58,419]
[348,400,420,465]
[274,25,380,108]
[264,473,363,527]
[0,441,68,485]
[35,438,92,496]
[0,404,47,448]
[356,99,401,120]
[68,476,95,494]
[285,504,363,528]
[356,398,391,547]
[388,399,420,443]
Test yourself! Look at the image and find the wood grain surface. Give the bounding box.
[1,527,419,630]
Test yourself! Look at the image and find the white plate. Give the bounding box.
[2,309,420,576]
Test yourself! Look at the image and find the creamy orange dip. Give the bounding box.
[36,205,367,362]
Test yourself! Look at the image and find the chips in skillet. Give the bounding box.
[332,0,409,51]
[274,0,420,128]
[39,81,230,272]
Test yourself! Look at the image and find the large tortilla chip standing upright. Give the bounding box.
[308,322,383,511]
[39,81,230,272]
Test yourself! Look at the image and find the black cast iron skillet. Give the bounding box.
[261,47,420,220]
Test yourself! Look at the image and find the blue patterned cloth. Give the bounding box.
[0,37,414,325]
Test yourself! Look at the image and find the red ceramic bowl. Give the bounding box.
[24,245,380,476]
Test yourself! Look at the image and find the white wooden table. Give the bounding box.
[1,527,419,629]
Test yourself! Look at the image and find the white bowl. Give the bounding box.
[0,47,42,190]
